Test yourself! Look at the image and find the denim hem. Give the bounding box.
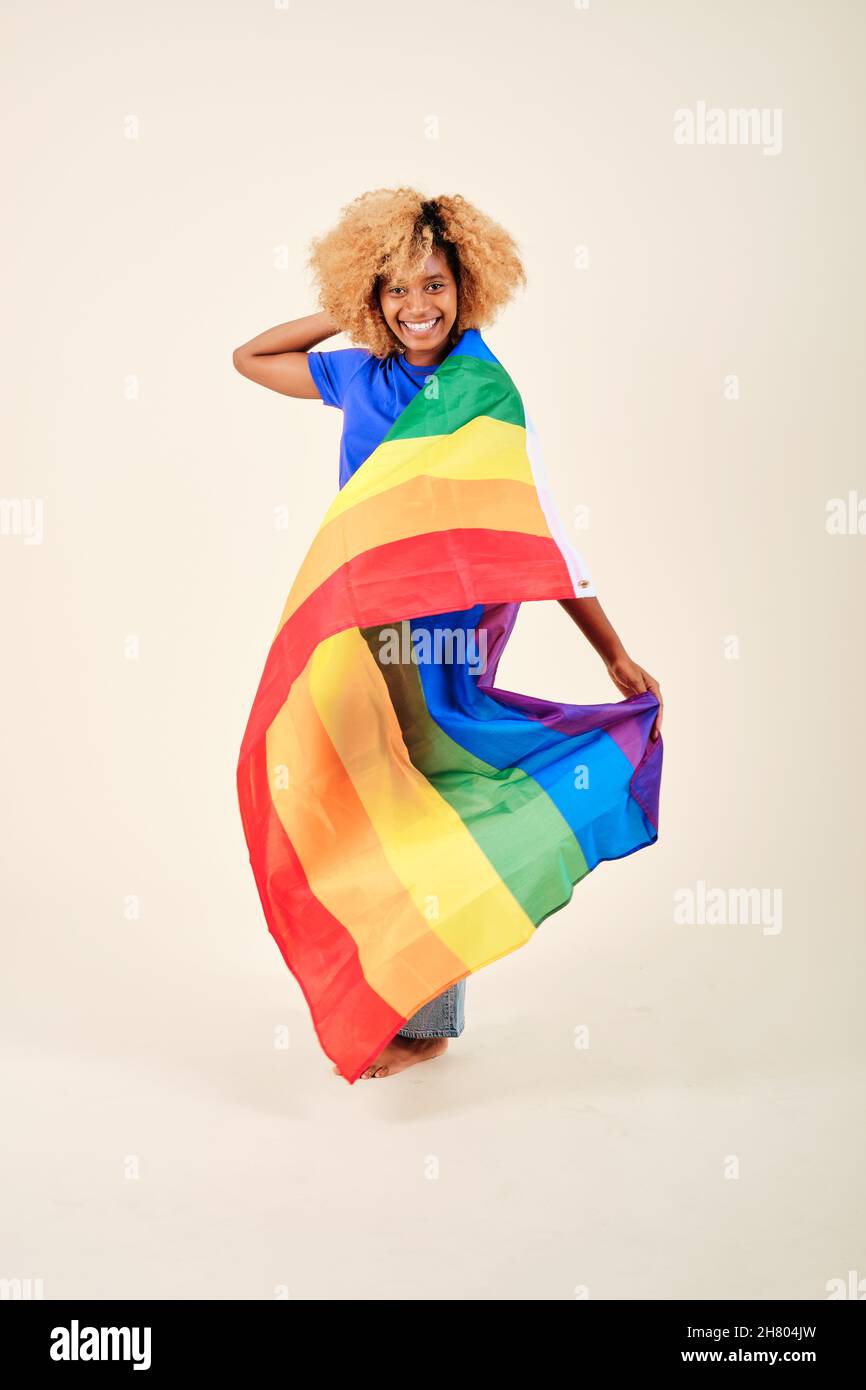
[400,978,466,1039]
[395,1028,464,1040]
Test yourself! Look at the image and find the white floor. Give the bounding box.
[2,944,861,1301]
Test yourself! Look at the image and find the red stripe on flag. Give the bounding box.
[237,735,406,1082]
[239,528,572,763]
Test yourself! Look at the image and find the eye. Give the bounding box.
[427,281,445,290]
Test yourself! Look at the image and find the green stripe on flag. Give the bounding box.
[384,355,526,442]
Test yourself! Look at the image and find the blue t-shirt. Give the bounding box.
[307,328,501,489]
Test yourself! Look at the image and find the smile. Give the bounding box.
[399,316,442,335]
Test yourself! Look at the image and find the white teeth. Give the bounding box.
[401,318,439,332]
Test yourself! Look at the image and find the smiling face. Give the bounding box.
[377,249,459,365]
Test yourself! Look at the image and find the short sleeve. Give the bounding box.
[307,348,370,409]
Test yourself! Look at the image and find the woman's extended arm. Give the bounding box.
[232,309,339,398]
[558,596,663,740]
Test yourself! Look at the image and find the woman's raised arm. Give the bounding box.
[232,309,339,398]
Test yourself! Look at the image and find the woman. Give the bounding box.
[233,189,663,1081]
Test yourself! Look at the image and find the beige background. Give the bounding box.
[2,0,864,1300]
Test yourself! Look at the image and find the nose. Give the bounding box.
[403,288,427,316]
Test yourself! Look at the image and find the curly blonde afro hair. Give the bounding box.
[307,187,526,359]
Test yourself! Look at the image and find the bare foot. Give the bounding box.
[333,1036,449,1080]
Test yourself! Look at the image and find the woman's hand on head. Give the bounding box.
[231,310,340,398]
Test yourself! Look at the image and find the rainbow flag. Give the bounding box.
[237,331,662,1082]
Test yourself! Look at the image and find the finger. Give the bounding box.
[640,678,659,739]
[644,677,663,712]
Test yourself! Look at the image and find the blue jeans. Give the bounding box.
[397,980,466,1039]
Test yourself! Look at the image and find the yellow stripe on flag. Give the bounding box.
[266,655,469,1016]
[308,627,537,968]
[321,415,533,523]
